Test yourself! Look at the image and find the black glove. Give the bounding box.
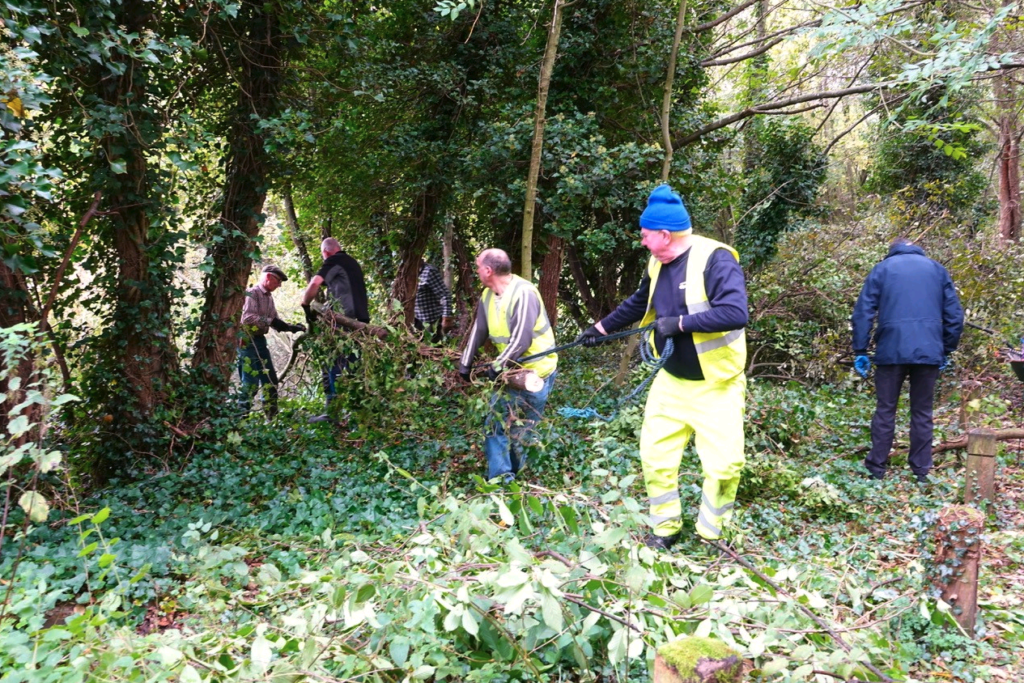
[459,370,472,383]
[302,304,318,327]
[654,316,684,337]
[485,366,501,382]
[576,325,606,348]
[271,318,304,334]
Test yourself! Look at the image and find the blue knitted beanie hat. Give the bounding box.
[639,184,691,232]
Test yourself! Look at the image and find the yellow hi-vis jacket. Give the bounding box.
[639,235,746,383]
[481,275,557,378]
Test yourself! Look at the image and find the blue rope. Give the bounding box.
[558,330,673,422]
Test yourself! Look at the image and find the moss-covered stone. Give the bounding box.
[655,637,743,683]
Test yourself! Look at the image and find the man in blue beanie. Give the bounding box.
[851,237,963,484]
[577,185,749,548]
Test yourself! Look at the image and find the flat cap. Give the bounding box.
[261,264,288,282]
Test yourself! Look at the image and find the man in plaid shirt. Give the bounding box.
[414,260,453,343]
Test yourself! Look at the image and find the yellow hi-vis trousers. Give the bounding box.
[639,369,746,540]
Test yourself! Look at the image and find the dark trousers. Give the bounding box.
[238,335,278,416]
[865,364,939,477]
[323,351,359,405]
[414,317,444,345]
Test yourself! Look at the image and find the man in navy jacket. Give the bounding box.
[852,238,964,483]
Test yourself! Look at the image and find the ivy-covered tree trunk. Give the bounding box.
[538,233,564,329]
[390,184,441,325]
[94,0,178,423]
[192,3,286,388]
[451,224,477,334]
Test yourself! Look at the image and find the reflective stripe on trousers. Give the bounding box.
[639,369,745,539]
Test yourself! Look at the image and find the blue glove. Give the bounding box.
[938,356,948,372]
[854,355,870,378]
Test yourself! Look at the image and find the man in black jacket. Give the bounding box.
[852,238,964,484]
[300,238,370,422]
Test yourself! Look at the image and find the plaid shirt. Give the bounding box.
[414,263,452,323]
[240,284,278,336]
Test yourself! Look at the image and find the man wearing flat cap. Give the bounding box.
[577,185,749,548]
[238,264,306,417]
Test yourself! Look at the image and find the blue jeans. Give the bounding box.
[483,371,556,480]
[238,335,278,416]
[323,351,360,404]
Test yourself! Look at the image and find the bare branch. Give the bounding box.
[702,36,785,67]
[686,0,761,34]
[707,18,819,60]
[676,81,898,147]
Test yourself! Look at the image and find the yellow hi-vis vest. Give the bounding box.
[639,235,746,383]
[482,275,558,378]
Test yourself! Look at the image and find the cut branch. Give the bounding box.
[933,428,1024,455]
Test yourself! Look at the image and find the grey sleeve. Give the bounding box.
[458,300,490,374]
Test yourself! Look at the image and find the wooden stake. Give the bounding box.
[964,428,996,504]
[932,505,984,635]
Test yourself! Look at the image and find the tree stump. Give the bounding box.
[931,505,984,635]
[963,429,996,504]
[654,637,744,683]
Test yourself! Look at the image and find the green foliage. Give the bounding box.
[865,90,990,234]
[0,37,61,276]
[4,358,1024,681]
[736,119,826,269]
[0,325,75,533]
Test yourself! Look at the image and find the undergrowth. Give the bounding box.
[2,328,1023,683]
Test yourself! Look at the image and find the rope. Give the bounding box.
[472,322,672,422]
[558,329,674,422]
[472,323,655,369]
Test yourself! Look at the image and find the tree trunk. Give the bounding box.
[538,233,565,329]
[996,83,1021,244]
[282,185,315,281]
[95,0,178,424]
[443,216,454,290]
[566,242,601,322]
[996,122,1020,244]
[192,3,285,387]
[390,185,441,326]
[521,0,566,280]
[659,0,689,182]
[452,224,477,335]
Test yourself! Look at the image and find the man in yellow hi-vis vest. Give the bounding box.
[577,185,748,547]
[458,249,558,483]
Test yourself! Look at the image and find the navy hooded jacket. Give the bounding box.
[852,243,964,366]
